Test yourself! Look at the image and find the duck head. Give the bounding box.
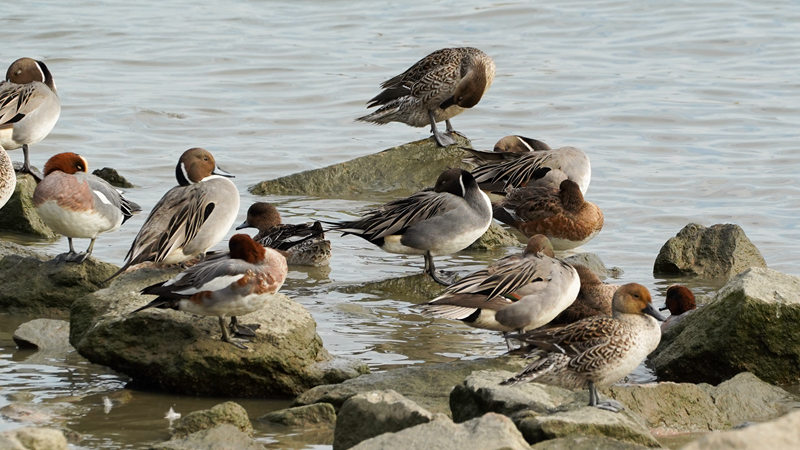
[433,168,477,197]
[660,285,696,315]
[612,283,666,321]
[6,57,56,92]
[236,202,282,231]
[43,152,88,177]
[523,234,555,257]
[229,233,266,264]
[175,147,234,186]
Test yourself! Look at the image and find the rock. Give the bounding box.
[681,409,800,450]
[152,424,264,450]
[92,167,134,188]
[0,427,68,450]
[512,407,661,447]
[0,245,118,316]
[333,390,434,450]
[294,356,528,416]
[349,413,530,450]
[250,137,472,200]
[467,223,520,251]
[0,173,57,239]
[563,252,622,280]
[339,273,445,303]
[259,403,336,427]
[69,268,367,397]
[12,319,73,354]
[651,268,800,384]
[701,372,798,427]
[653,223,766,280]
[170,402,252,438]
[530,435,651,449]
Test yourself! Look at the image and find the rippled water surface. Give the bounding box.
[2,0,799,447]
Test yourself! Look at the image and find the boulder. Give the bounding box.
[0,427,68,450]
[700,372,797,427]
[467,223,520,251]
[92,167,134,188]
[333,390,434,450]
[12,319,73,354]
[651,268,800,384]
[0,173,57,239]
[681,409,800,450]
[170,402,252,438]
[563,252,622,280]
[293,356,528,416]
[69,268,368,397]
[530,435,651,449]
[258,403,336,427]
[653,223,766,280]
[0,244,116,316]
[349,413,530,450]
[152,424,264,450]
[250,137,472,200]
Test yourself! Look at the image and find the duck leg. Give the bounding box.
[17,144,42,182]
[428,110,456,147]
[588,381,625,412]
[229,316,260,337]
[445,119,467,138]
[423,252,456,286]
[218,317,248,349]
[62,238,94,263]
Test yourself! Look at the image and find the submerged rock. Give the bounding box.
[681,409,800,450]
[653,223,766,280]
[0,173,56,239]
[651,268,800,384]
[250,136,472,200]
[12,319,73,355]
[152,424,264,450]
[259,403,337,428]
[467,223,520,251]
[92,167,134,188]
[170,402,253,439]
[0,427,68,450]
[69,268,368,397]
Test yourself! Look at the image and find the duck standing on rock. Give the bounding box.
[32,152,140,263]
[236,202,331,267]
[419,234,579,350]
[106,148,239,281]
[133,234,288,349]
[502,283,666,412]
[327,168,492,285]
[357,47,495,147]
[493,179,603,250]
[0,57,61,180]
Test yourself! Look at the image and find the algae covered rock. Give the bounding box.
[259,403,337,427]
[0,173,57,239]
[153,424,264,450]
[653,223,766,279]
[650,268,800,384]
[250,136,472,200]
[171,401,252,438]
[69,268,367,397]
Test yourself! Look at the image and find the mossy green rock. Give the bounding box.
[651,268,800,384]
[69,268,368,397]
[0,173,57,239]
[152,424,264,450]
[250,136,472,200]
[259,403,337,427]
[171,402,253,438]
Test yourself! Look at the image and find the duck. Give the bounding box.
[357,47,495,147]
[32,152,140,263]
[465,135,591,195]
[547,264,617,327]
[419,234,579,348]
[501,283,666,412]
[493,179,603,250]
[0,145,14,209]
[107,147,239,280]
[133,234,288,349]
[660,285,697,332]
[327,168,492,285]
[0,58,61,179]
[235,201,331,267]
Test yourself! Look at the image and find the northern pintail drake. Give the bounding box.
[660,285,697,332]
[133,234,288,349]
[0,145,14,209]
[466,135,591,195]
[547,264,617,327]
[419,235,579,348]
[328,168,492,285]
[32,152,140,263]
[236,201,331,267]
[502,283,666,412]
[493,179,604,250]
[0,58,61,179]
[108,148,239,280]
[357,47,495,147]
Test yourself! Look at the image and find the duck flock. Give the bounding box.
[0,48,697,411]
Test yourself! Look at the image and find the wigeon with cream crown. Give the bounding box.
[33,152,140,262]
[133,234,288,349]
[107,147,239,281]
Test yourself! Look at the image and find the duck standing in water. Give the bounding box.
[357,47,495,147]
[502,283,666,412]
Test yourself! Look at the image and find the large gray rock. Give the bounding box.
[350,413,530,450]
[530,435,651,449]
[69,268,368,397]
[0,173,57,239]
[294,357,528,416]
[170,402,253,438]
[0,427,68,450]
[258,403,336,427]
[468,222,520,251]
[250,137,472,200]
[653,223,766,280]
[700,372,798,427]
[151,424,264,450]
[651,268,800,384]
[333,390,434,450]
[0,243,117,316]
[681,409,800,450]
[12,319,73,354]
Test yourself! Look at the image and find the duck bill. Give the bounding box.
[213,165,235,178]
[235,219,252,230]
[658,305,669,311]
[644,303,667,321]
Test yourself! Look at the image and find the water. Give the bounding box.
[2,0,799,447]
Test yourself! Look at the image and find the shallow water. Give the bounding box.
[1,0,799,447]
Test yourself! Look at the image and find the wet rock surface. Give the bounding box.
[69,268,368,397]
[651,268,800,384]
[681,409,800,450]
[0,174,57,239]
[153,424,264,450]
[529,435,651,449]
[0,426,69,450]
[92,167,134,188]
[12,319,72,352]
[170,401,253,438]
[653,223,767,279]
[258,403,337,427]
